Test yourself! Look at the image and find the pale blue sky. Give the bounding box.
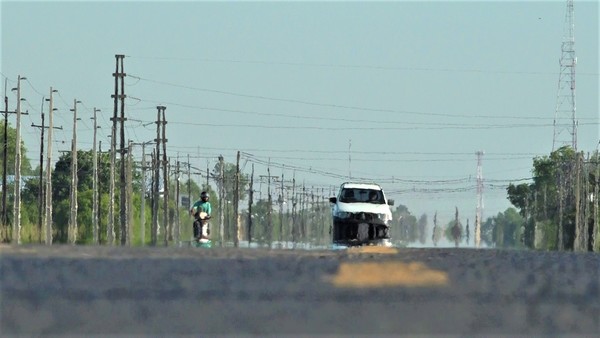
[1,1,598,227]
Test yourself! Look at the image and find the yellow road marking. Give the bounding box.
[347,246,398,254]
[328,261,449,288]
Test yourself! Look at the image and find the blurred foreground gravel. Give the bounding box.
[1,244,599,337]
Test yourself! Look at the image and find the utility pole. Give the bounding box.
[175,159,180,244]
[279,172,284,246]
[302,184,307,241]
[573,152,585,251]
[128,141,134,246]
[1,79,8,234]
[108,56,123,246]
[161,108,168,246]
[594,149,599,251]
[233,151,240,248]
[140,144,147,246]
[44,88,58,244]
[110,55,128,246]
[98,141,103,243]
[92,109,100,244]
[0,78,8,241]
[168,158,174,242]
[218,155,224,246]
[68,99,80,244]
[30,97,47,243]
[136,141,153,246]
[248,164,254,245]
[291,175,296,244]
[151,106,167,246]
[12,75,25,244]
[187,155,191,210]
[267,163,272,247]
[475,150,484,248]
[151,148,158,246]
[557,166,565,250]
[206,162,209,189]
[108,117,116,245]
[552,0,577,151]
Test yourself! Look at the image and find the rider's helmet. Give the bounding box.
[200,191,209,202]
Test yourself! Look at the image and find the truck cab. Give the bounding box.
[329,182,394,247]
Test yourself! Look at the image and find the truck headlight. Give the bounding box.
[378,213,390,223]
[336,211,352,219]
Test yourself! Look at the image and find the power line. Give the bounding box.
[129,74,584,121]
[125,55,599,77]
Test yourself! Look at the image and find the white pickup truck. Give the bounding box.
[329,182,394,247]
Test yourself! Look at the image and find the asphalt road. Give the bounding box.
[1,244,599,337]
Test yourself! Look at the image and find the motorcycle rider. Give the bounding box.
[190,191,212,240]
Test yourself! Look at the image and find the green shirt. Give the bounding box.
[191,200,211,217]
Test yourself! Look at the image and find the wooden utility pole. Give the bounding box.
[233,151,240,248]
[175,159,180,244]
[139,142,150,246]
[44,88,57,244]
[218,155,224,246]
[594,151,600,252]
[475,150,484,248]
[167,158,173,242]
[107,114,116,246]
[300,184,306,241]
[68,99,80,244]
[92,109,99,244]
[12,75,25,244]
[108,55,124,246]
[247,164,254,245]
[152,107,165,246]
[1,78,9,234]
[161,108,168,246]
[291,176,296,244]
[557,166,565,251]
[574,152,582,251]
[206,162,209,189]
[151,149,158,246]
[279,172,284,245]
[31,96,46,243]
[267,164,272,247]
[114,55,128,246]
[127,140,133,246]
[187,156,191,210]
[98,141,103,243]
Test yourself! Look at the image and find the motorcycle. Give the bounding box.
[193,211,212,248]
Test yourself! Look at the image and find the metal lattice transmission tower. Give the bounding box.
[552,0,577,151]
[475,150,484,248]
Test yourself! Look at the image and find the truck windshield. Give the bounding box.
[339,188,384,204]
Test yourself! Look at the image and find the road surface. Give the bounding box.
[1,244,599,337]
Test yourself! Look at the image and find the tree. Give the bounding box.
[431,211,442,247]
[212,161,249,202]
[506,146,587,250]
[0,120,35,241]
[0,120,33,176]
[508,147,600,251]
[417,213,428,245]
[481,217,495,247]
[447,207,462,247]
[497,207,524,248]
[29,150,112,243]
[390,204,417,244]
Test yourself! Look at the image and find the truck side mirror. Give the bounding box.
[329,197,337,203]
[387,199,394,206]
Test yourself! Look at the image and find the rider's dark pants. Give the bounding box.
[193,220,201,238]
